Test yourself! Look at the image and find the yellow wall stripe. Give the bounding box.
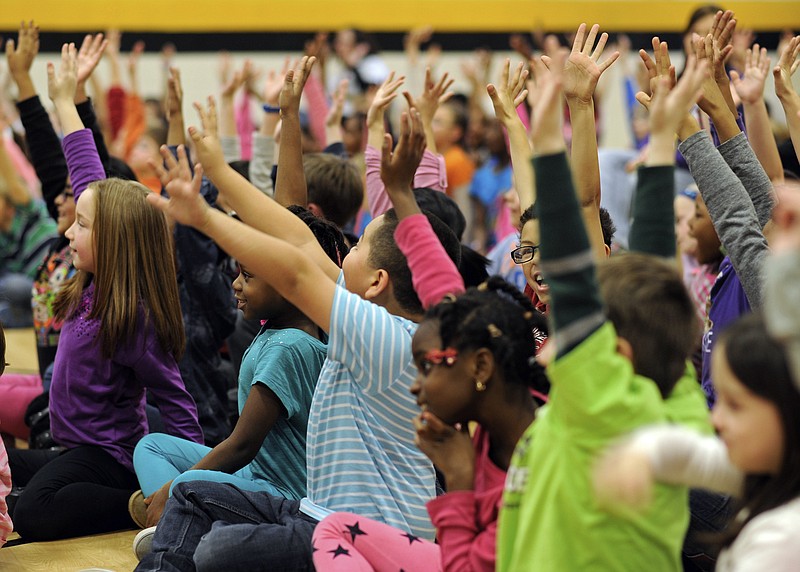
[2,1,799,33]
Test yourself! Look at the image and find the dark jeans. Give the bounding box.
[682,489,733,571]
[135,481,318,572]
[8,445,139,540]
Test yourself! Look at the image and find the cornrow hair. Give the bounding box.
[425,276,549,392]
[287,205,350,267]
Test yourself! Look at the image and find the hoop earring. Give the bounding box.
[475,380,487,392]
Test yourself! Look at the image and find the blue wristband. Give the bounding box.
[263,104,280,114]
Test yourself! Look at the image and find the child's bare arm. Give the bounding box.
[166,67,185,147]
[487,59,533,209]
[188,100,340,282]
[773,36,800,166]
[150,145,339,331]
[730,43,784,183]
[275,56,315,208]
[561,23,619,260]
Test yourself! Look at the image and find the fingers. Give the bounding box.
[583,24,600,56]
[571,23,587,54]
[634,91,652,110]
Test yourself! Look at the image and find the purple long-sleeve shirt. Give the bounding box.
[51,129,203,469]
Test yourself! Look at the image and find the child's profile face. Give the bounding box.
[711,345,784,475]
[65,187,97,273]
[232,265,284,321]
[55,184,76,236]
[410,320,475,425]
[674,195,698,257]
[342,215,381,299]
[688,195,722,265]
[519,218,548,305]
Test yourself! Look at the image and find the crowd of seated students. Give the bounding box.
[1,7,800,571]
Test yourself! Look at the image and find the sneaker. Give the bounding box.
[128,489,147,529]
[133,526,157,561]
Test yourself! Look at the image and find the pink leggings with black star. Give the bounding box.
[312,512,442,572]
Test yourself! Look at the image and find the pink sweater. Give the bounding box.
[0,440,12,547]
[394,214,464,309]
[427,426,505,572]
[365,145,447,218]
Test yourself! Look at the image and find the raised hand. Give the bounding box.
[639,36,676,97]
[148,144,211,230]
[487,58,529,124]
[325,78,348,130]
[693,33,732,115]
[6,20,39,78]
[127,40,145,92]
[262,58,290,106]
[76,33,107,86]
[166,67,184,120]
[642,56,708,140]
[189,97,226,174]
[528,49,569,153]
[47,43,79,104]
[402,67,454,125]
[279,56,316,114]
[366,71,405,129]
[413,411,475,491]
[773,35,800,103]
[730,45,770,105]
[220,64,246,99]
[380,108,427,195]
[559,23,619,105]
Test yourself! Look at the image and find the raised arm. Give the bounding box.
[730,44,784,183]
[188,95,340,282]
[249,60,287,196]
[7,21,67,217]
[773,36,800,166]
[275,56,316,208]
[165,67,185,146]
[559,23,619,260]
[218,56,246,162]
[48,44,104,200]
[487,59,533,209]
[149,145,337,332]
[402,67,454,154]
[385,110,465,308]
[324,79,348,149]
[528,51,604,357]
[629,40,702,257]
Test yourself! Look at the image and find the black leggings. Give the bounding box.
[8,446,140,541]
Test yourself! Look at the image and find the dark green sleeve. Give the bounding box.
[628,165,676,257]
[534,153,604,357]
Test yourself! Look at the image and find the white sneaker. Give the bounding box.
[133,525,157,560]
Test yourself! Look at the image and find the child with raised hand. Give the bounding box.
[496,43,711,571]
[6,43,202,542]
[312,136,545,570]
[676,30,773,405]
[134,60,461,571]
[131,154,344,527]
[365,70,449,218]
[773,35,800,165]
[593,310,800,571]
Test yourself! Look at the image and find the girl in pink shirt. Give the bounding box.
[0,324,14,548]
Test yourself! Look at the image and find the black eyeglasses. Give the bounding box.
[510,244,539,264]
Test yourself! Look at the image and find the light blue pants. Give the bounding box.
[132,432,284,498]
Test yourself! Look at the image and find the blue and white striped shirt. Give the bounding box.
[302,278,436,540]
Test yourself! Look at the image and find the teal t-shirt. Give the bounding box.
[238,327,326,500]
[1,199,57,278]
[498,322,711,571]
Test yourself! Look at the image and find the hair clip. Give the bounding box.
[487,324,503,338]
[442,293,458,303]
[523,311,534,320]
[477,281,489,292]
[423,347,459,366]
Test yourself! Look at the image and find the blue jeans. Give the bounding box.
[133,433,284,498]
[135,481,318,572]
[682,489,733,570]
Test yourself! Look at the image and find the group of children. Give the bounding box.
[0,7,799,572]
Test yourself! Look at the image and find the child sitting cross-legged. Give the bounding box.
[496,33,712,571]
[128,193,347,533]
[134,57,461,572]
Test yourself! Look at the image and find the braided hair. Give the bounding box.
[424,276,549,393]
[287,205,350,267]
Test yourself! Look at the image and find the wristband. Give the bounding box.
[263,104,280,114]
